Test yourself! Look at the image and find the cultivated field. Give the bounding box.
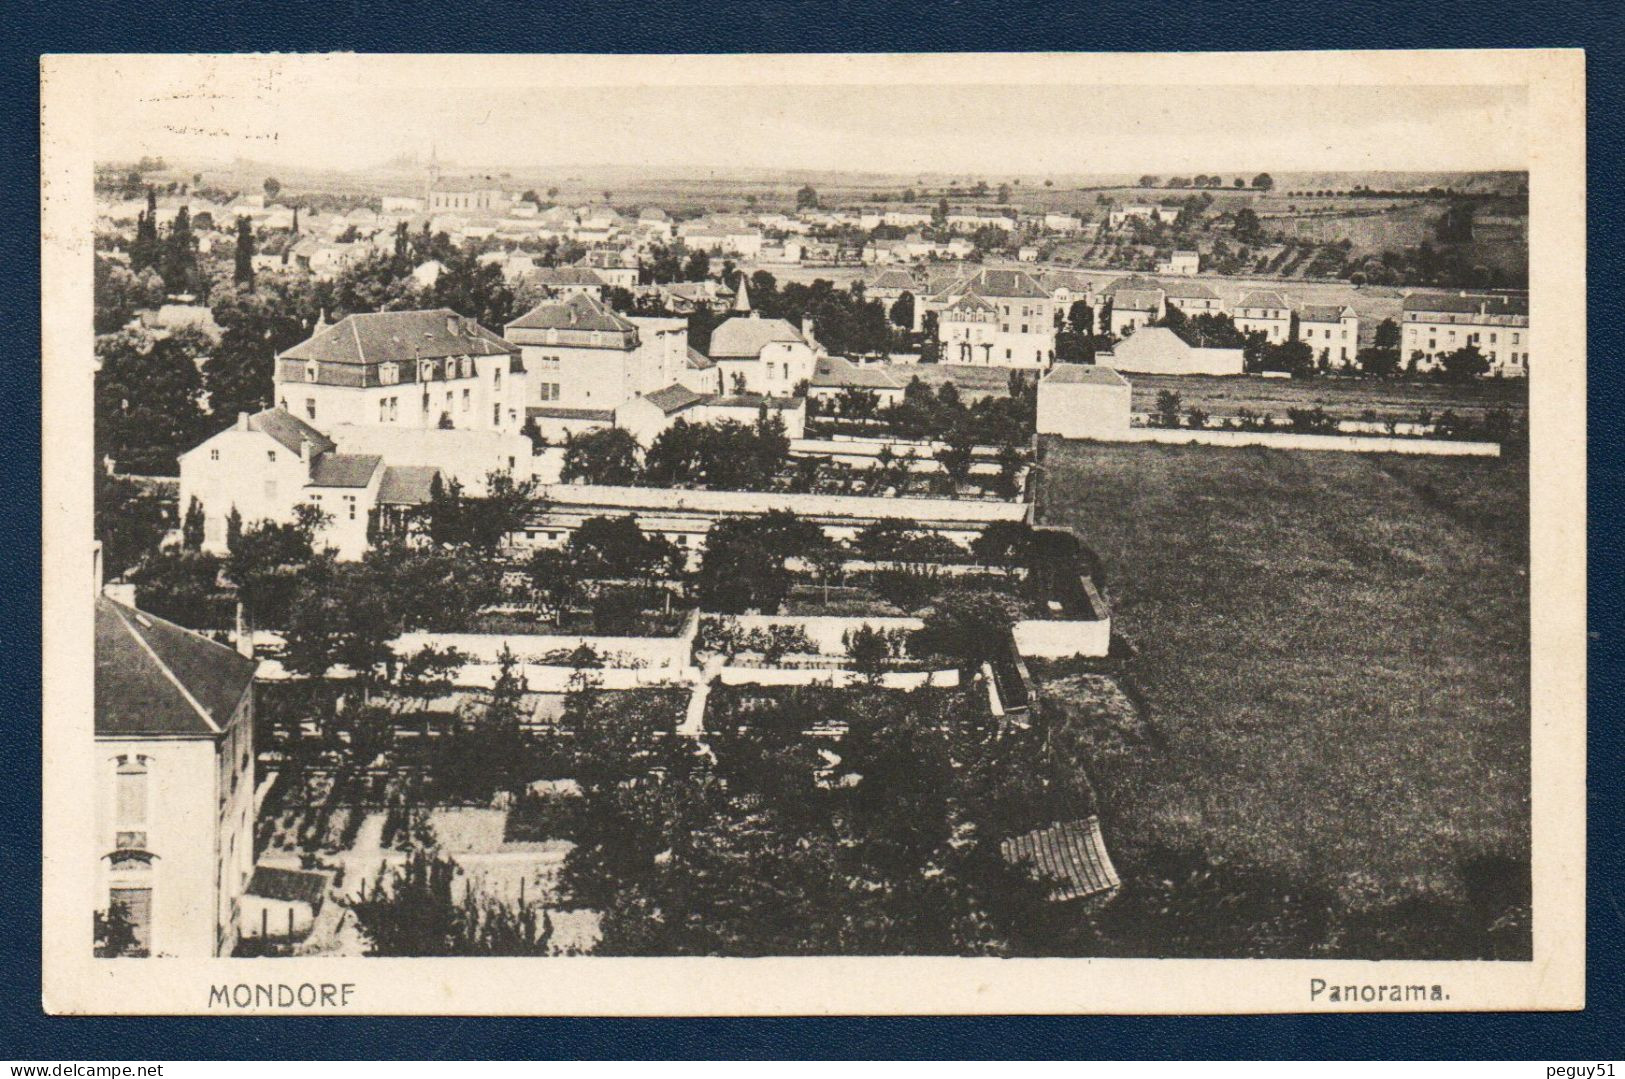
[1034,438,1530,958]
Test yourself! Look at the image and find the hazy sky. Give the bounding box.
[88,54,1528,176]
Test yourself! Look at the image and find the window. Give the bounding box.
[305,398,317,420]
[379,362,399,385]
[494,404,502,426]
[462,388,471,412]
[390,397,399,421]
[115,758,148,827]
[344,495,357,521]
[379,399,389,422]
[267,450,277,463]
[304,362,319,383]
[538,383,560,402]
[209,449,220,461]
[494,368,502,388]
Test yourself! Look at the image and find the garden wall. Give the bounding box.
[716,666,959,689]
[1103,427,1500,457]
[726,613,925,655]
[1013,617,1111,659]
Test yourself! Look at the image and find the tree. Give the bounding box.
[1154,390,1183,428]
[888,291,915,330]
[1373,318,1401,351]
[970,520,1036,568]
[697,512,821,614]
[350,849,556,956]
[561,427,640,486]
[94,328,209,475]
[1233,177,1246,189]
[1356,345,1401,379]
[207,273,323,422]
[232,216,255,290]
[263,177,282,200]
[224,506,326,628]
[996,183,1012,204]
[934,424,978,487]
[181,497,205,550]
[567,515,680,583]
[1439,344,1491,383]
[796,184,820,211]
[843,624,893,683]
[912,589,1020,675]
[93,256,166,334]
[1252,173,1275,191]
[160,205,200,297]
[96,472,172,579]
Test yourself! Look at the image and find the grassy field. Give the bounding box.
[883,363,1529,425]
[1034,438,1530,957]
[1125,373,1528,424]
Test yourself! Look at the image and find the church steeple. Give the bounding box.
[732,274,752,315]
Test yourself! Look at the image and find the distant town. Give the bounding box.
[91,152,1531,964]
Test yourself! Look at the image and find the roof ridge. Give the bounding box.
[110,603,224,734]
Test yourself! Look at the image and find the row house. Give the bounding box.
[1401,292,1529,376]
[1297,305,1360,368]
[1232,290,1294,344]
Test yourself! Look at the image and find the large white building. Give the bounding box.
[927,268,1057,369]
[706,310,818,396]
[1232,290,1294,344]
[178,408,471,560]
[273,309,525,435]
[96,593,257,957]
[1400,292,1529,376]
[505,294,689,436]
[1297,304,1360,368]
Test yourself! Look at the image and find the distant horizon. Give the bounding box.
[87,55,1528,178]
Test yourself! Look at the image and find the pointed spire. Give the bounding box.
[733,274,752,314]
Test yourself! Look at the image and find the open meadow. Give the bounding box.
[1034,438,1530,958]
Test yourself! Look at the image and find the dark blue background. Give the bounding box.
[4,0,1619,1059]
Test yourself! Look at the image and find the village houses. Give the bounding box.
[1400,291,1529,376]
[1232,290,1294,343]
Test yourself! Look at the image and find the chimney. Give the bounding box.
[300,437,314,463]
[447,314,459,335]
[237,410,251,431]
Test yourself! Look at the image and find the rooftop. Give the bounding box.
[246,407,336,457]
[641,383,705,415]
[506,293,638,335]
[1299,304,1355,323]
[707,315,807,359]
[999,818,1121,903]
[95,597,256,738]
[812,355,905,391]
[1043,364,1131,387]
[376,465,442,506]
[307,453,383,489]
[281,309,517,366]
[1402,292,1529,317]
[247,865,330,910]
[1236,290,1292,311]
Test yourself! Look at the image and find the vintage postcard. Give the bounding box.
[40,49,1585,1015]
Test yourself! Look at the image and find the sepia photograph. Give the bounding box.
[39,49,1585,1015]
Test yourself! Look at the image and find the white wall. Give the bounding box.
[1013,618,1111,659]
[179,428,311,555]
[1037,380,1132,439]
[1102,427,1501,457]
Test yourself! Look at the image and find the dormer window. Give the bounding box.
[379,362,399,386]
[304,362,320,383]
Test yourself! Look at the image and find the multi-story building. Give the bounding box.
[178,407,470,560]
[707,312,818,395]
[1297,304,1360,368]
[928,268,1056,369]
[505,293,648,416]
[1107,288,1165,337]
[272,309,525,434]
[577,249,640,289]
[95,593,257,957]
[1232,290,1294,344]
[1400,292,1529,376]
[533,266,608,299]
[1161,280,1223,316]
[426,177,507,213]
[939,291,1002,365]
[1157,250,1200,276]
